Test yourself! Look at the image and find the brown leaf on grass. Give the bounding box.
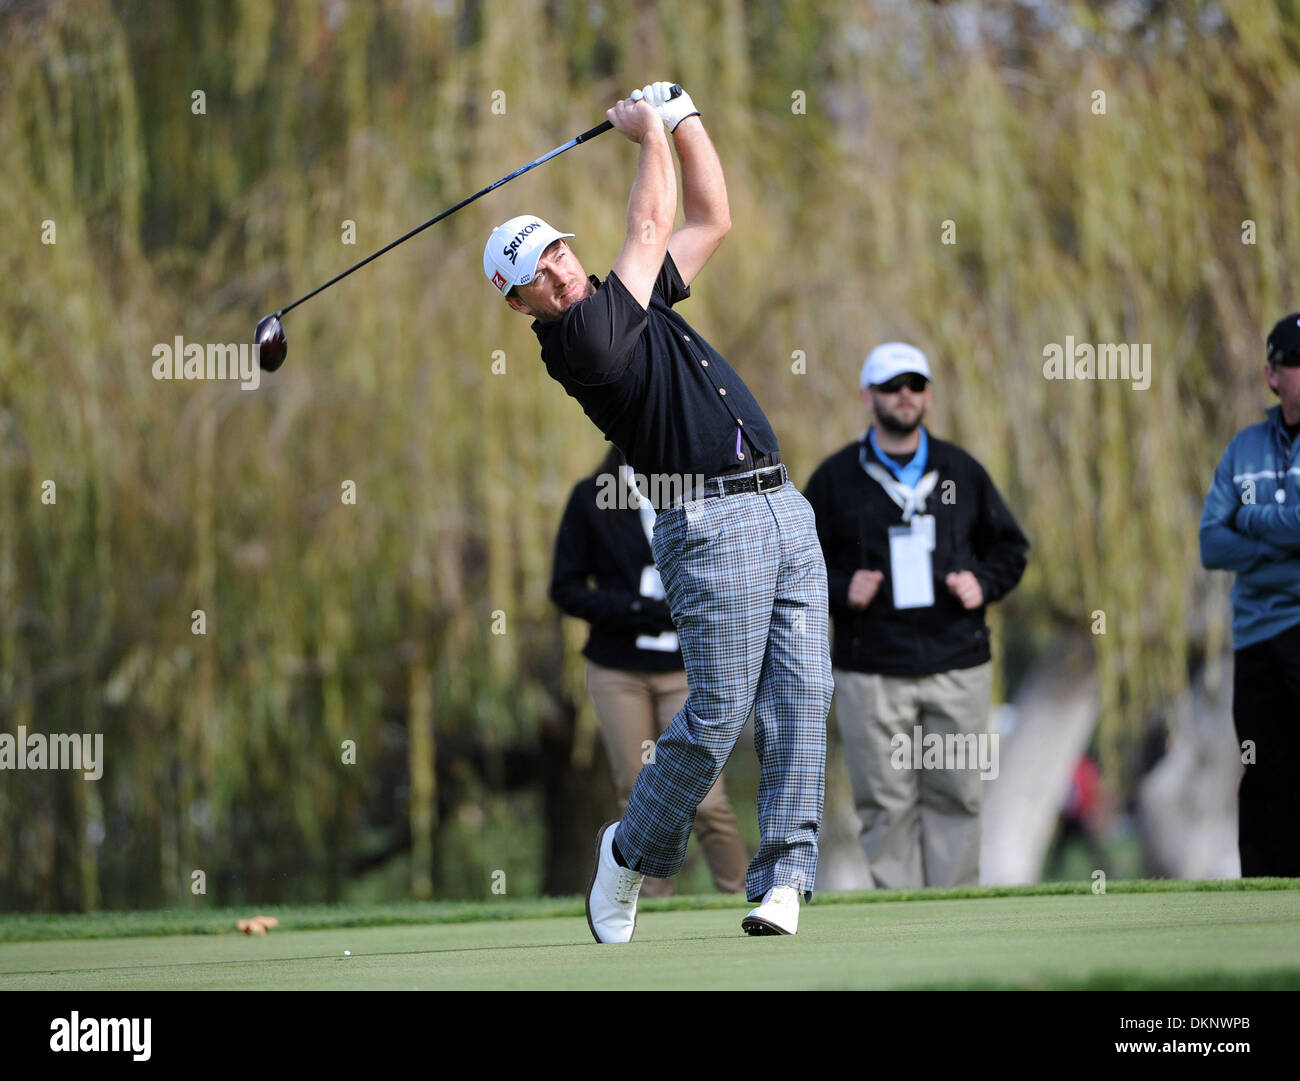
[236,915,280,935]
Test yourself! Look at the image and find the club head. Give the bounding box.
[255,314,287,372]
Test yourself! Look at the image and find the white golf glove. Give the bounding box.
[635,81,700,132]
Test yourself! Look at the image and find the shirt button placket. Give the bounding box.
[686,334,743,464]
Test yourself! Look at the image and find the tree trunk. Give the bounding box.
[1137,653,1241,879]
[981,639,1099,884]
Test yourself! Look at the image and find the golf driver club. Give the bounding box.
[254,86,681,371]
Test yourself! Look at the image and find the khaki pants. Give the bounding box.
[587,660,748,896]
[833,663,993,888]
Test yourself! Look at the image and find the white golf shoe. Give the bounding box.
[742,885,801,936]
[585,820,644,944]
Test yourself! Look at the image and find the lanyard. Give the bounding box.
[620,465,657,544]
[861,459,940,522]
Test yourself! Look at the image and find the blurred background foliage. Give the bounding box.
[1,0,1296,910]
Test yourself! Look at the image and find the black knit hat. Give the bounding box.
[1266,313,1300,366]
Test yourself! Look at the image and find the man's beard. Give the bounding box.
[877,407,925,435]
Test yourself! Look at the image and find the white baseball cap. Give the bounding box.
[860,342,932,388]
[483,215,575,296]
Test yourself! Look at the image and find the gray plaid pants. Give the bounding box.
[613,481,833,901]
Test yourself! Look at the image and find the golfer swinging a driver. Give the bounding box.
[485,82,833,941]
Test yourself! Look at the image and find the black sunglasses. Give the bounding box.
[1269,347,1300,368]
[872,373,929,394]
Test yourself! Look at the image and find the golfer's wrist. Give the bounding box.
[639,122,670,147]
[670,112,703,137]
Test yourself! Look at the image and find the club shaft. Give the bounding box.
[276,120,615,318]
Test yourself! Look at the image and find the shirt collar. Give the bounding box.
[864,426,929,483]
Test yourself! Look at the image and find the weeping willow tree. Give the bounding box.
[1,0,1297,910]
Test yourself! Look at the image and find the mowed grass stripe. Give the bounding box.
[2,878,1295,944]
[0,890,1296,990]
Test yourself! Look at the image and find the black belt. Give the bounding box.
[668,457,787,507]
[706,462,787,497]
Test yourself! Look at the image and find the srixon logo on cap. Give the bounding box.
[502,220,543,265]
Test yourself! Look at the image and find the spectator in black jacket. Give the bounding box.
[550,447,748,897]
[804,343,1029,888]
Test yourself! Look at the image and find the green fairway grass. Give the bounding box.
[1,882,1296,990]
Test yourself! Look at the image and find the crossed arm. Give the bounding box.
[1199,452,1298,569]
[1235,501,1300,550]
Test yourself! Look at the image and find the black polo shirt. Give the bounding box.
[531,252,779,498]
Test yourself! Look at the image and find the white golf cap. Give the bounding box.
[483,215,575,296]
[860,342,932,388]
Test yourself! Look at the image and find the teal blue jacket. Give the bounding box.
[1199,405,1300,650]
